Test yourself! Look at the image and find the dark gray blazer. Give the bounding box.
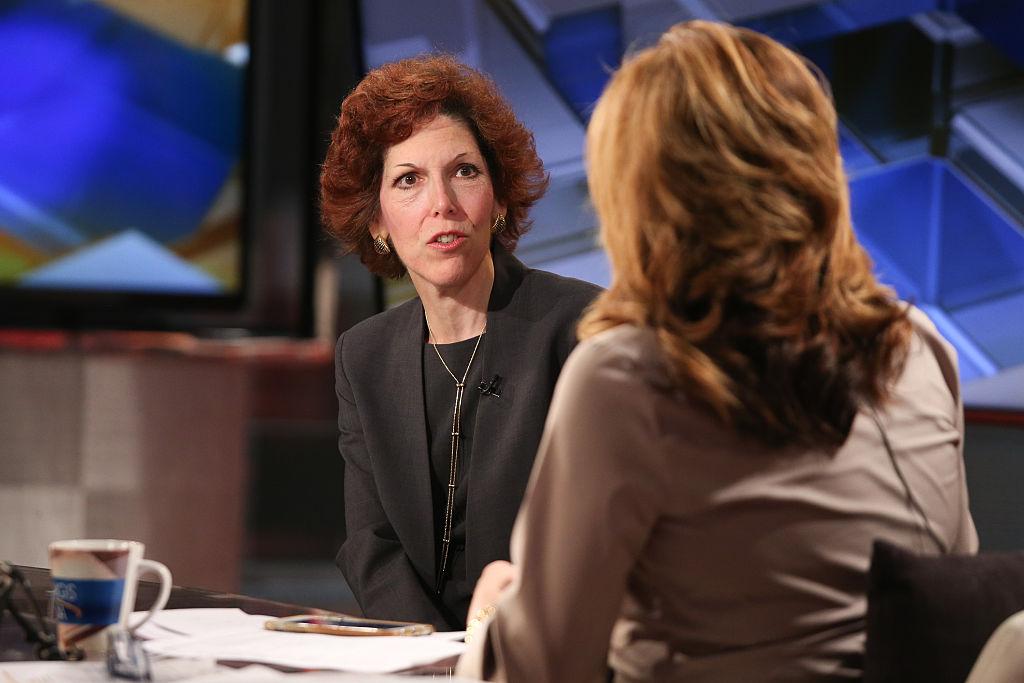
[334,245,601,629]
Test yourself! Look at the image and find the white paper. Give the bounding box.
[177,665,480,682]
[133,608,271,639]
[0,661,111,683]
[0,658,226,683]
[130,607,466,674]
[144,628,466,674]
[126,608,466,674]
[163,664,290,682]
[291,672,478,682]
[0,659,477,683]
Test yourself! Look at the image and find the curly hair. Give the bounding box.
[320,55,548,279]
[580,21,911,449]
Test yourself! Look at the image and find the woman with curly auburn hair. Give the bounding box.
[320,54,599,631]
[459,21,976,681]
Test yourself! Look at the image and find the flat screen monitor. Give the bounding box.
[0,0,318,334]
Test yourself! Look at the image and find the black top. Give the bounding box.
[335,244,602,630]
[422,335,484,625]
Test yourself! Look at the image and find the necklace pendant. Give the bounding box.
[427,326,485,596]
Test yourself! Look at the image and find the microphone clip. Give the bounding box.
[477,374,503,397]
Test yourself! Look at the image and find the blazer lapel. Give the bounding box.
[466,247,528,574]
[474,247,526,463]
[372,300,435,580]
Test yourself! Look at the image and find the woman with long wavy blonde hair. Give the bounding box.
[459,21,976,682]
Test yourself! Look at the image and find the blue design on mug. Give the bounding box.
[52,578,125,626]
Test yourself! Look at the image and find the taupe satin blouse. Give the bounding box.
[458,307,977,682]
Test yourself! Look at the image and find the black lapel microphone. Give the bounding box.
[477,374,503,397]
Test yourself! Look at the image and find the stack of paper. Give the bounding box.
[0,662,478,682]
[0,609,468,681]
[137,609,467,675]
[0,658,224,682]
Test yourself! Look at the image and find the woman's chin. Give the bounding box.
[409,253,493,297]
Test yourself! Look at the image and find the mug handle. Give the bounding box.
[126,559,172,634]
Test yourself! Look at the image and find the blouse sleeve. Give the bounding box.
[908,307,978,553]
[459,335,670,681]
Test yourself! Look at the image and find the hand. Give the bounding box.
[467,560,518,624]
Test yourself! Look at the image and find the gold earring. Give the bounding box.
[372,235,391,255]
[491,214,507,235]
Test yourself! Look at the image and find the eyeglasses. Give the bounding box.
[0,560,68,661]
[106,627,152,681]
[1,561,154,679]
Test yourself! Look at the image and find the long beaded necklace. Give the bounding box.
[427,324,485,593]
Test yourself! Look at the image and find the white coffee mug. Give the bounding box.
[48,539,172,657]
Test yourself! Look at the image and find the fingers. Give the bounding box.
[467,561,518,625]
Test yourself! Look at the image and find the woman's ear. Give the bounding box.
[369,217,386,243]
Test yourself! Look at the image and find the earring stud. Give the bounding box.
[491,214,507,235]
[372,235,391,255]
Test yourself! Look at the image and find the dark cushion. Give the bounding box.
[864,540,1024,683]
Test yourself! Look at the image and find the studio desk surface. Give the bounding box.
[0,566,458,676]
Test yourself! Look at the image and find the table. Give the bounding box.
[0,566,458,676]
